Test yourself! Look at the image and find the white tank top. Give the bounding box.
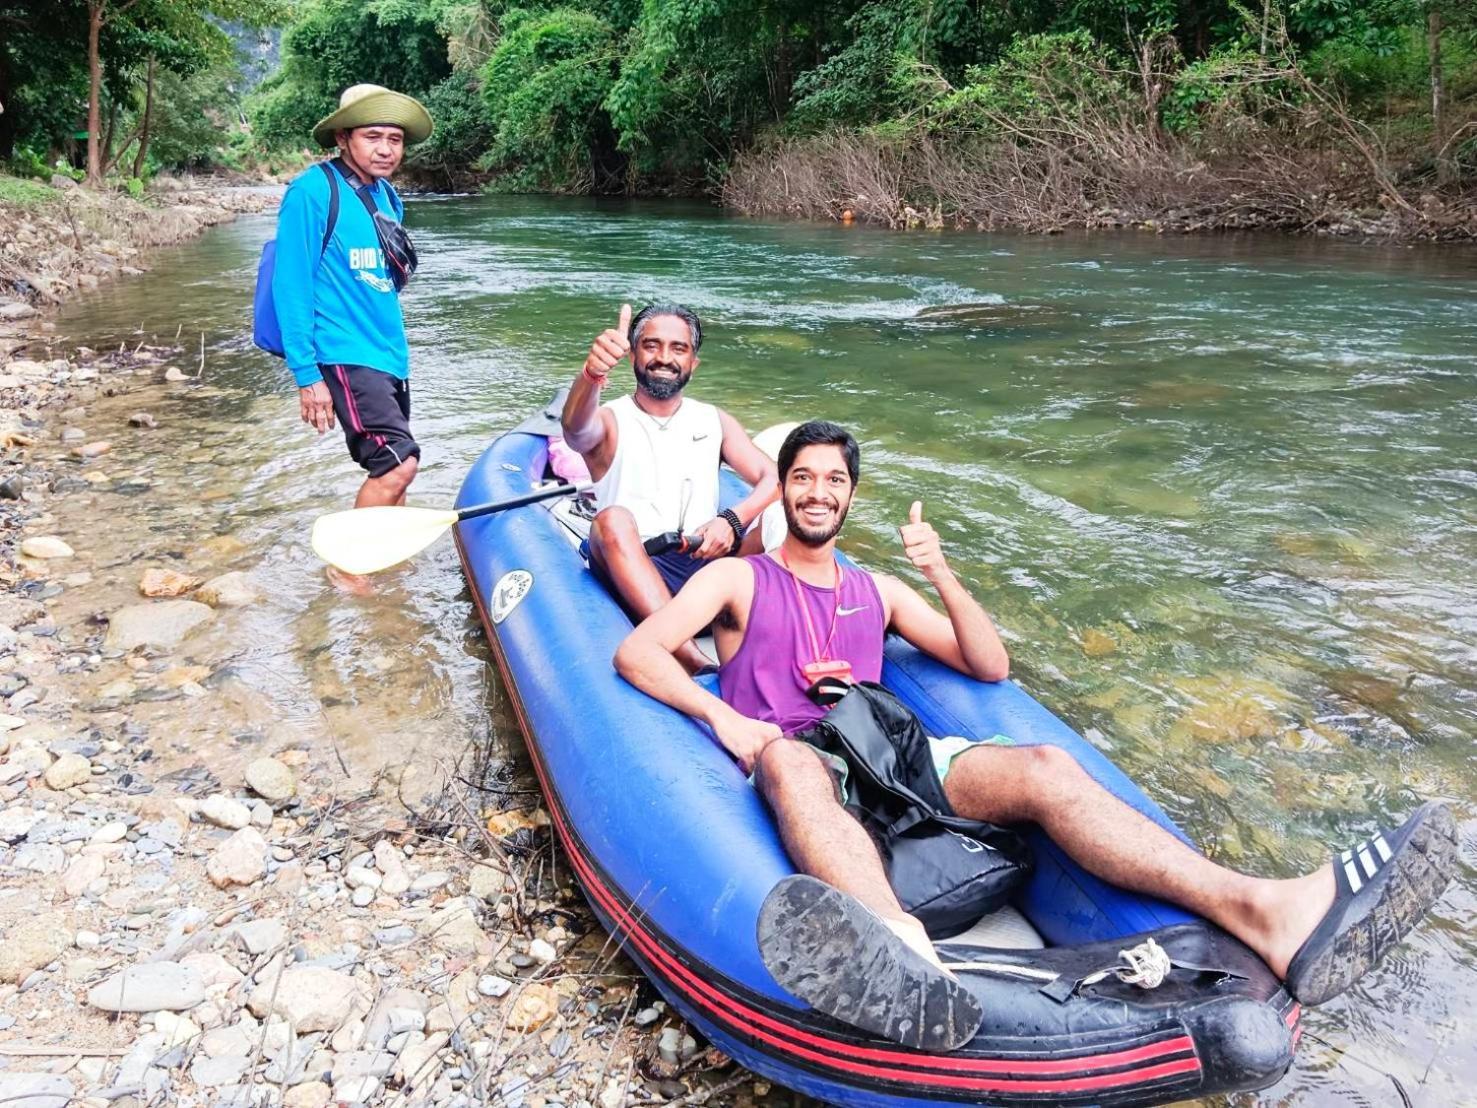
[592,394,722,539]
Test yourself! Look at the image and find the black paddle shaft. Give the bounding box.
[455,483,581,522]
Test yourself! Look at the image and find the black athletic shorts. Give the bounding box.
[320,363,421,478]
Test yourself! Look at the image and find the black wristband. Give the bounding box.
[719,508,745,555]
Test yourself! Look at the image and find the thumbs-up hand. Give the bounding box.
[899,500,949,583]
[584,303,633,384]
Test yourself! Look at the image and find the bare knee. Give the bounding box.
[378,456,418,497]
[590,507,642,558]
[1013,744,1088,809]
[756,740,836,810]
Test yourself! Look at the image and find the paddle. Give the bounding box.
[311,483,585,576]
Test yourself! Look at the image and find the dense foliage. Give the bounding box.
[1,0,281,182]
[3,0,1472,204]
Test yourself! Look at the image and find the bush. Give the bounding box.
[409,73,496,180]
[0,174,57,207]
[479,8,619,192]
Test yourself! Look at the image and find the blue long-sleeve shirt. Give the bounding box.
[271,162,409,388]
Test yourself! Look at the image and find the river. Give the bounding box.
[51,196,1477,1105]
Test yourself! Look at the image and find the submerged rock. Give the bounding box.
[104,600,214,650]
[139,567,203,598]
[19,536,73,559]
[197,571,258,608]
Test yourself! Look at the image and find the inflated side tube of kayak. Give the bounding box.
[453,402,1301,1108]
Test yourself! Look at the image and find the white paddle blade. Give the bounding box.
[311,506,460,575]
[752,421,801,462]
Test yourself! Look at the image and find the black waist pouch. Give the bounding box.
[796,683,1033,938]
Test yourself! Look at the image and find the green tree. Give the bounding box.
[247,0,454,150]
[480,7,620,190]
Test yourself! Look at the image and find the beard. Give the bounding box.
[783,495,850,547]
[634,360,692,401]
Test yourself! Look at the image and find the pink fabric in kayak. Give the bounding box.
[548,437,591,482]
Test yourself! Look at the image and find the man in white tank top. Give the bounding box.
[562,303,778,672]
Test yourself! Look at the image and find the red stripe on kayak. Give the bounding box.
[559,806,1200,1092]
[459,540,1203,1096]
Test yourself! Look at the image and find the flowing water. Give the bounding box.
[52,196,1477,1105]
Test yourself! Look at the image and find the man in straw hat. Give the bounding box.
[271,84,433,586]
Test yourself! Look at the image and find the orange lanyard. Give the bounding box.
[778,549,842,663]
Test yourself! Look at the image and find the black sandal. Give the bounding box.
[757,875,983,1051]
[1284,802,1457,1006]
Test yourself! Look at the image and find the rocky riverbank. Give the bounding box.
[0,198,751,1108]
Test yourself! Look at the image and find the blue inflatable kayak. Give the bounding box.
[455,398,1301,1108]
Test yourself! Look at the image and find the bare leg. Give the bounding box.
[753,739,983,1050]
[754,740,937,963]
[589,507,709,673]
[327,457,420,595]
[943,744,1334,976]
[353,455,418,509]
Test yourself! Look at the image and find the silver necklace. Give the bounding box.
[637,400,682,431]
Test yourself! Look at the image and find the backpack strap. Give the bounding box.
[330,155,387,221]
[317,161,340,258]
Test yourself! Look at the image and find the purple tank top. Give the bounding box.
[718,553,885,735]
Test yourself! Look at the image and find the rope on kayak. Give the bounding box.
[939,936,1172,995]
[1083,936,1173,989]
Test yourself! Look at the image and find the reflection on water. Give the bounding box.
[54,197,1477,1105]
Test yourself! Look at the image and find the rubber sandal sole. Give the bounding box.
[1285,802,1458,1006]
[757,875,983,1051]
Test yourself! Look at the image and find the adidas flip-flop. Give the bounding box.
[1284,802,1457,1006]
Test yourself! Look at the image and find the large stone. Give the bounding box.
[0,914,70,985]
[105,600,214,651]
[0,1073,73,1108]
[19,536,73,560]
[86,961,205,1012]
[232,917,287,955]
[284,1081,331,1108]
[0,806,42,843]
[207,826,267,888]
[191,1054,251,1087]
[139,567,202,598]
[245,756,295,803]
[62,853,106,897]
[197,571,259,608]
[419,899,489,956]
[506,982,558,1032]
[467,863,503,902]
[199,794,252,830]
[246,966,369,1032]
[43,751,91,790]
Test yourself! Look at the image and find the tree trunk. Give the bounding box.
[85,1,104,186]
[132,54,155,179]
[1429,7,1451,186]
[101,95,119,172]
[0,35,14,160]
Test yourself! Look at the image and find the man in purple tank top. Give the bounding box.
[616,422,1453,1051]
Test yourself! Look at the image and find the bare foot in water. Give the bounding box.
[326,565,375,596]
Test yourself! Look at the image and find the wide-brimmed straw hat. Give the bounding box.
[312,84,433,149]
